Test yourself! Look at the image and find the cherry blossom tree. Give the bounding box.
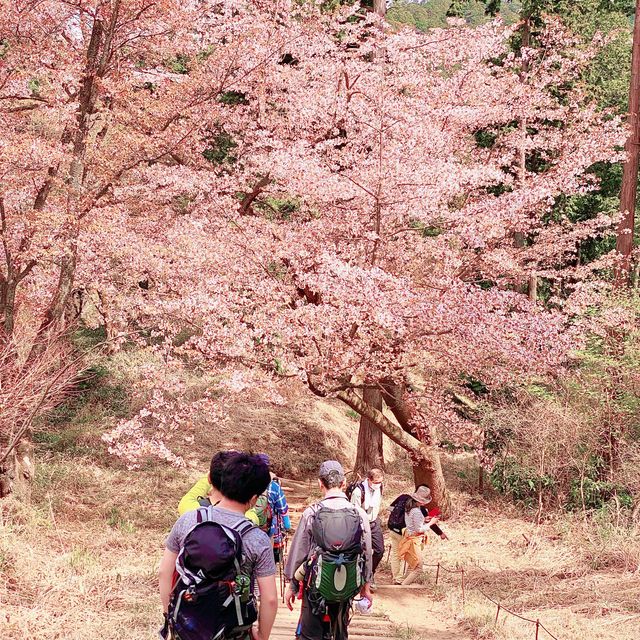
[1,1,627,514]
[0,0,297,341]
[99,10,622,513]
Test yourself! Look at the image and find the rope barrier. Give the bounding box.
[392,552,562,640]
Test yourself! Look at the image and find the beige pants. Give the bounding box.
[389,530,404,584]
[401,557,424,585]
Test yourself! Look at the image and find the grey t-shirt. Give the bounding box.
[165,506,276,579]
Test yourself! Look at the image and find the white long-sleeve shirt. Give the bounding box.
[404,507,430,535]
[350,479,382,522]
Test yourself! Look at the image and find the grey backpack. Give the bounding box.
[309,500,364,603]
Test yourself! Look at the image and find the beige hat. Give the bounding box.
[410,486,432,505]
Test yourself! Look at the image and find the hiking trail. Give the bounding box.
[274,480,470,640]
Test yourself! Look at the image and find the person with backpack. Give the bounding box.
[346,468,384,591]
[387,486,447,585]
[159,453,278,640]
[177,450,261,526]
[178,453,290,545]
[285,460,373,640]
[252,456,292,558]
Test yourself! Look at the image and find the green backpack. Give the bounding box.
[310,501,364,603]
[254,492,273,533]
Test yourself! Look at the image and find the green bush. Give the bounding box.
[567,477,633,511]
[490,458,555,507]
[218,91,249,106]
[202,128,238,166]
[167,53,189,74]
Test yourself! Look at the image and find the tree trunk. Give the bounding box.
[616,0,640,286]
[3,276,17,336]
[334,391,451,517]
[35,18,105,340]
[0,438,34,499]
[379,380,451,517]
[334,379,453,517]
[373,0,386,17]
[0,458,15,498]
[354,386,384,475]
[528,272,537,303]
[39,249,78,334]
[411,451,450,516]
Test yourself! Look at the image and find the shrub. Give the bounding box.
[490,458,555,508]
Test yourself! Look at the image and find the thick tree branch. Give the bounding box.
[336,387,425,455]
[239,174,271,215]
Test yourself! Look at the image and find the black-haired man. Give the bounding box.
[160,453,278,640]
[177,449,240,515]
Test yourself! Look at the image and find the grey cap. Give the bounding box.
[318,460,345,481]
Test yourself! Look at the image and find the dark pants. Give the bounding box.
[370,518,384,577]
[297,592,351,640]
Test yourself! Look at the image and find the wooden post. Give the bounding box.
[461,567,465,605]
[373,0,386,17]
[535,619,540,640]
[435,562,440,586]
[495,604,501,625]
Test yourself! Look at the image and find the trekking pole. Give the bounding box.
[279,556,285,603]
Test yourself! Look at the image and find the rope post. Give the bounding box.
[535,619,540,640]
[461,567,465,606]
[435,562,440,586]
[495,604,501,626]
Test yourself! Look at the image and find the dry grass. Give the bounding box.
[0,462,173,640]
[407,455,640,640]
[0,372,365,640]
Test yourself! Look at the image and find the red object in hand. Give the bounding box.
[428,508,441,518]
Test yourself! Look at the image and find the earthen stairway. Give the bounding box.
[269,479,398,640]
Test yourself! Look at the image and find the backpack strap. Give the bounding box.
[196,505,212,524]
[221,519,258,628]
[358,482,366,507]
[236,519,256,537]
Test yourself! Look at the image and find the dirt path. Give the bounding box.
[277,479,470,640]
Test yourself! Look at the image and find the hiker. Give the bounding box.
[285,460,374,640]
[177,449,261,526]
[159,452,278,640]
[178,453,291,545]
[255,455,292,561]
[347,468,384,590]
[398,486,436,586]
[387,485,448,584]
